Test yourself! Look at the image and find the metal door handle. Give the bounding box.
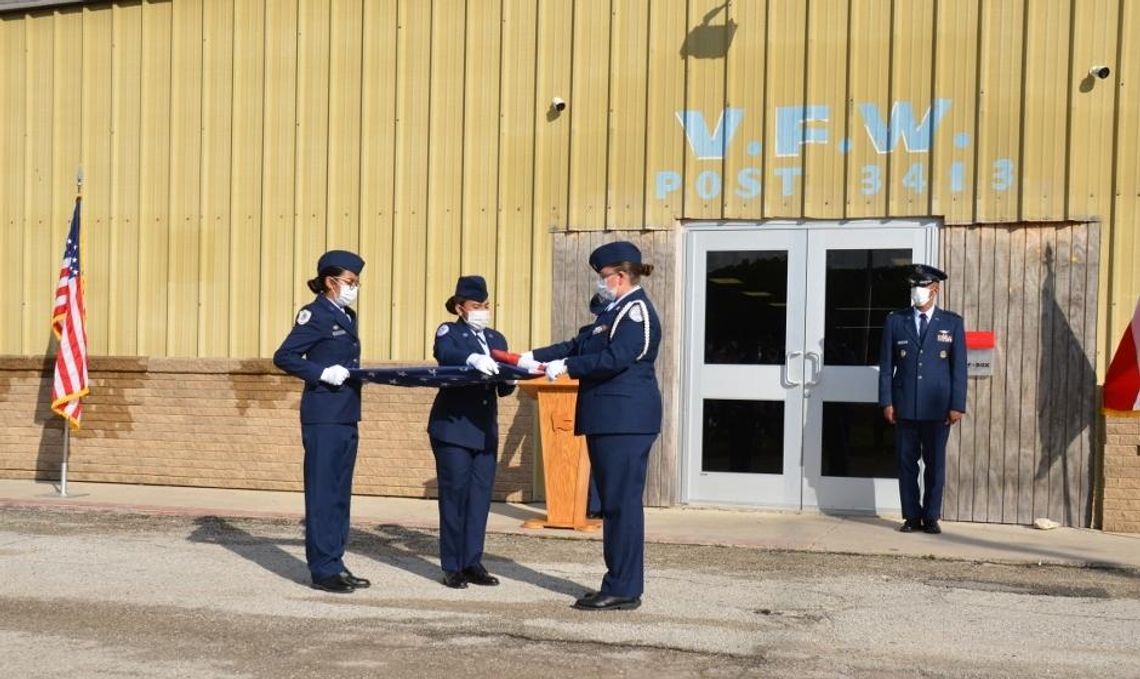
[782,351,803,387]
[804,351,821,386]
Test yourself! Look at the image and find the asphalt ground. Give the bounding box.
[2,506,1138,678]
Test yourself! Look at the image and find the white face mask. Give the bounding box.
[335,282,358,308]
[465,309,491,332]
[596,277,617,303]
[910,285,933,308]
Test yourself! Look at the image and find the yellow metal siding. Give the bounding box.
[109,2,142,357]
[357,0,397,360]
[1113,0,1140,353]
[497,0,538,350]
[0,0,1137,371]
[137,0,171,356]
[229,0,265,358]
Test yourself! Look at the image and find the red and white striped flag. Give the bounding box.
[1104,297,1140,413]
[50,199,89,428]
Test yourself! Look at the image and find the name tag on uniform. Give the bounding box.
[896,340,908,345]
[937,330,953,343]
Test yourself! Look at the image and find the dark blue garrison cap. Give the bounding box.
[453,275,489,302]
[588,241,641,272]
[907,263,947,286]
[317,250,365,275]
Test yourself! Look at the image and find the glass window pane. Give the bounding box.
[702,399,784,474]
[705,251,788,364]
[824,249,911,366]
[821,402,896,478]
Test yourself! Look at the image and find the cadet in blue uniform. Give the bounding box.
[524,241,662,611]
[878,264,967,535]
[428,275,515,589]
[273,250,370,593]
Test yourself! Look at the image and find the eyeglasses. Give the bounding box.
[599,270,622,280]
[334,277,360,290]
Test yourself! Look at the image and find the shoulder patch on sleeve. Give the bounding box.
[628,303,644,323]
[436,323,450,337]
[296,309,312,325]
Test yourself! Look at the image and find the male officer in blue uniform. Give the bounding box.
[878,264,967,534]
[524,241,662,610]
[427,275,515,588]
[274,250,369,592]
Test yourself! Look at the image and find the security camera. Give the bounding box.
[1089,65,1111,80]
[551,96,567,112]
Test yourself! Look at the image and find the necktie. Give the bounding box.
[476,333,489,355]
[919,313,928,338]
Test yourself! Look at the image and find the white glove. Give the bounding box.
[517,351,543,374]
[320,364,350,386]
[544,358,568,381]
[466,353,500,376]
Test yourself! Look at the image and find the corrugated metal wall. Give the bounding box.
[1,0,1137,366]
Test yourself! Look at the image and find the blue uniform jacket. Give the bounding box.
[533,288,662,435]
[427,320,516,450]
[878,306,968,421]
[273,295,362,424]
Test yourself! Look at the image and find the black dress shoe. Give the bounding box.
[442,570,468,589]
[311,573,355,593]
[899,519,922,533]
[340,570,370,589]
[573,593,641,611]
[462,564,500,586]
[923,520,942,534]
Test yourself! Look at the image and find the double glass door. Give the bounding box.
[682,221,938,512]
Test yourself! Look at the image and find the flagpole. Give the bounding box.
[59,167,83,498]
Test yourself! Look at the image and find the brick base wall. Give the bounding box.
[1103,415,1140,533]
[0,356,536,502]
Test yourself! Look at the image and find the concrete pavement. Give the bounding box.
[1,478,1137,570]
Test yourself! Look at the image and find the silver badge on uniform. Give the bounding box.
[592,324,608,335]
[940,350,948,359]
[900,349,907,358]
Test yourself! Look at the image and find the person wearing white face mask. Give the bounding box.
[426,275,515,589]
[274,250,370,594]
[878,263,967,536]
[519,241,663,611]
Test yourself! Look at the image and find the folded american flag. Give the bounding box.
[351,363,541,388]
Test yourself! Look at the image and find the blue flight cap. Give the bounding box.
[454,275,489,302]
[588,241,641,272]
[907,263,947,286]
[317,250,365,275]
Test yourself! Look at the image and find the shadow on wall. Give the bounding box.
[679,1,737,59]
[35,337,64,483]
[1036,244,1097,526]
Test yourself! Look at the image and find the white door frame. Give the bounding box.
[680,219,940,511]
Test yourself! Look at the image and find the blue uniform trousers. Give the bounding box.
[896,419,950,522]
[431,439,497,573]
[587,470,601,515]
[588,433,656,598]
[301,423,359,580]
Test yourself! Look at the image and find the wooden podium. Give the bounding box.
[518,377,601,532]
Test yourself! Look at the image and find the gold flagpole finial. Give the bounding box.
[75,166,83,199]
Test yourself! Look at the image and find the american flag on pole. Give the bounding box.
[1104,297,1140,413]
[50,198,89,428]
